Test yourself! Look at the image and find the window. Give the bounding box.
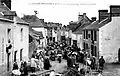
[91,45,94,56]
[7,28,11,43]
[86,30,88,39]
[29,35,33,43]
[94,31,97,41]
[94,46,97,56]
[86,43,88,49]
[20,28,23,41]
[14,51,17,62]
[83,42,86,49]
[20,49,22,61]
[91,30,93,40]
[88,34,91,38]
[83,30,85,39]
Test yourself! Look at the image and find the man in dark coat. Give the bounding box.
[99,56,105,70]
[44,58,51,70]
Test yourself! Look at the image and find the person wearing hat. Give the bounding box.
[99,56,105,70]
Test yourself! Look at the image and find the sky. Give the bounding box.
[11,0,120,25]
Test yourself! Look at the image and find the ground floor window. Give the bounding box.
[20,49,23,61]
[14,51,17,62]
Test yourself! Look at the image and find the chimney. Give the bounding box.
[91,17,96,22]
[98,10,109,22]
[78,12,83,22]
[110,5,120,17]
[83,13,86,18]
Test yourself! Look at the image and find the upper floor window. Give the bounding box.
[21,28,23,41]
[94,30,97,41]
[86,30,88,39]
[83,30,85,39]
[91,30,94,40]
[7,28,11,43]
[88,33,91,38]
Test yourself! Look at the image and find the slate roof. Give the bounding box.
[73,23,91,34]
[67,22,80,32]
[72,15,92,34]
[83,18,110,30]
[15,16,29,25]
[2,11,17,16]
[68,14,92,32]
[0,3,17,17]
[0,3,10,12]
[21,15,46,27]
[29,27,44,39]
[0,13,14,23]
[83,20,99,30]
[0,3,28,25]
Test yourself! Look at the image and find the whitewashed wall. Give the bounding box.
[99,17,120,63]
[13,23,29,67]
[0,20,14,75]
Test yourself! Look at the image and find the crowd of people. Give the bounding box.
[11,41,105,76]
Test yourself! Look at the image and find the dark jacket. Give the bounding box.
[44,58,51,70]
